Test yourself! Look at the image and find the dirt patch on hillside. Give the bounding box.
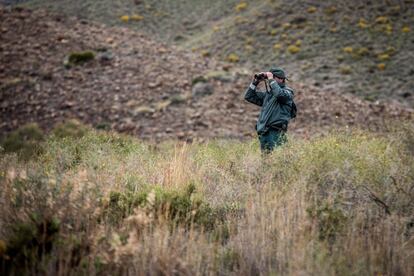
[0,7,412,141]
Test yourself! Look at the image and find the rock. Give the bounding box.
[97,51,114,63]
[192,82,214,98]
[148,82,159,88]
[61,101,75,108]
[132,106,155,116]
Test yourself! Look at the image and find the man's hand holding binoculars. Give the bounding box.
[252,72,273,85]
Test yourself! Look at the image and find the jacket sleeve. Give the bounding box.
[244,83,266,107]
[269,80,293,104]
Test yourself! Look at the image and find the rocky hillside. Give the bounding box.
[185,0,414,107]
[6,0,414,108]
[0,7,412,141]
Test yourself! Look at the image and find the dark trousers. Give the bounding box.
[258,128,287,153]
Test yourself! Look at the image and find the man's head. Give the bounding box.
[270,67,288,83]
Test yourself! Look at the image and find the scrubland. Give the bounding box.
[1,121,413,275]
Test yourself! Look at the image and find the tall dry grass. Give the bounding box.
[0,122,413,275]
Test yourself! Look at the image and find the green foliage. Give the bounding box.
[227,53,239,62]
[192,75,208,85]
[217,248,240,272]
[169,94,187,105]
[103,183,229,230]
[2,216,60,275]
[64,51,95,67]
[307,203,347,241]
[0,123,45,161]
[52,119,89,139]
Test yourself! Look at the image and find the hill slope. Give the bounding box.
[6,0,414,108]
[0,7,412,141]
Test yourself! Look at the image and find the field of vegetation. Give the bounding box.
[1,120,413,275]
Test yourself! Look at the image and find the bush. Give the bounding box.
[307,203,347,241]
[1,216,60,275]
[64,51,95,67]
[235,2,247,12]
[287,45,300,54]
[377,63,386,70]
[227,53,240,63]
[103,183,230,231]
[1,123,45,161]
[120,15,129,22]
[52,120,89,139]
[130,14,143,21]
[339,65,352,74]
[343,46,353,53]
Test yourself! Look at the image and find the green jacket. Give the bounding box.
[244,80,295,134]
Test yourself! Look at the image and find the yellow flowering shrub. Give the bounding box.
[201,50,210,57]
[384,24,393,34]
[273,43,282,50]
[378,54,390,61]
[227,53,240,62]
[324,6,337,15]
[339,65,352,74]
[120,15,130,22]
[235,2,248,12]
[375,16,388,24]
[130,14,144,21]
[358,18,369,29]
[377,63,386,70]
[287,45,300,54]
[357,47,369,56]
[343,47,353,54]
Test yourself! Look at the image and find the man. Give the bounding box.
[244,67,296,153]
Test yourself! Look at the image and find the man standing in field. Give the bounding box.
[244,67,296,153]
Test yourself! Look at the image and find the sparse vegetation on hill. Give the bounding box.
[1,121,413,275]
[9,0,414,107]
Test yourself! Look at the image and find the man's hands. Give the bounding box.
[265,72,273,79]
[252,72,273,85]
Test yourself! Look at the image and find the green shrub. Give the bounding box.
[1,216,60,275]
[103,183,229,230]
[307,203,347,241]
[192,75,208,85]
[217,248,240,272]
[170,94,187,105]
[64,51,95,67]
[1,123,45,161]
[52,119,89,139]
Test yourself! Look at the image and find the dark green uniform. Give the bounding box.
[244,80,295,152]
